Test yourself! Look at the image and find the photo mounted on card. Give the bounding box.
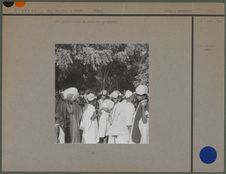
[55,43,149,144]
[2,2,225,173]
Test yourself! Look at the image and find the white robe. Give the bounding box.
[55,124,65,144]
[138,117,149,144]
[110,100,135,144]
[108,101,123,144]
[80,104,98,144]
[98,99,114,138]
[58,127,65,144]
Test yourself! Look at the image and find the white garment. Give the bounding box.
[80,104,98,144]
[58,127,65,144]
[110,101,123,123]
[98,99,114,138]
[110,100,135,144]
[129,100,149,144]
[108,101,121,144]
[122,101,135,127]
[138,117,149,144]
[55,124,65,144]
[115,134,130,144]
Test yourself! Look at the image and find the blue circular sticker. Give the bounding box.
[200,146,217,164]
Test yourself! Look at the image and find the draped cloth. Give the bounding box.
[55,98,67,129]
[55,98,83,143]
[69,102,83,143]
[131,99,149,144]
[55,124,65,144]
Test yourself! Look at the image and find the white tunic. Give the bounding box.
[80,104,98,144]
[98,99,114,138]
[110,100,135,143]
[58,127,65,144]
[55,124,65,144]
[138,118,149,144]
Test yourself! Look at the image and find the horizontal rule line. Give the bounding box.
[2,14,225,16]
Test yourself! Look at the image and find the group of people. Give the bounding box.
[55,84,149,144]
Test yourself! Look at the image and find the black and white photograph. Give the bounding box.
[55,43,149,144]
[2,1,225,172]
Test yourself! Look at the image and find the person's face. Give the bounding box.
[66,94,75,103]
[126,96,133,102]
[101,95,106,100]
[136,94,145,102]
[60,93,64,100]
[90,99,97,106]
[112,98,118,103]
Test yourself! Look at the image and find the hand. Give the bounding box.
[102,107,110,113]
[55,123,60,128]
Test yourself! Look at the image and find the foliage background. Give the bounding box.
[55,43,149,93]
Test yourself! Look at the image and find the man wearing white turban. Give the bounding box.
[108,90,123,144]
[61,87,79,101]
[110,90,135,144]
[55,87,82,143]
[131,85,149,144]
[98,90,114,143]
[80,93,99,144]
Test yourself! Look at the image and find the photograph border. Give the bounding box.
[0,0,225,173]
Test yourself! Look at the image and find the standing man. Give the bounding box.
[98,90,114,143]
[115,90,123,102]
[108,90,123,144]
[110,90,135,144]
[61,87,83,144]
[131,85,149,144]
[80,93,99,144]
[98,90,107,108]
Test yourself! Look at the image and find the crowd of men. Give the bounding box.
[55,84,149,144]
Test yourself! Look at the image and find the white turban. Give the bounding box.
[109,91,119,99]
[124,90,133,98]
[61,87,79,101]
[135,85,148,95]
[86,93,97,101]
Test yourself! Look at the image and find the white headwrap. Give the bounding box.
[61,87,79,101]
